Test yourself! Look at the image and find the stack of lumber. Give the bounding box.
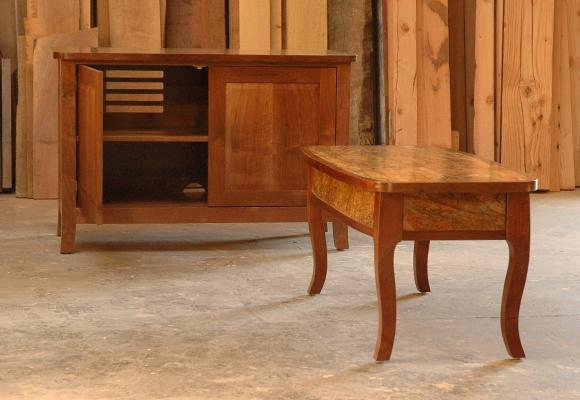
[16,0,97,198]
[446,0,579,191]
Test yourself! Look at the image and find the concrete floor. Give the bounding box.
[0,193,579,400]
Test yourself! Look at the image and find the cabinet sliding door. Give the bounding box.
[208,66,337,206]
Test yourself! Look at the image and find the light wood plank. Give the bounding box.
[31,28,98,199]
[553,0,575,190]
[567,0,580,186]
[284,0,327,51]
[229,0,270,50]
[501,0,555,191]
[495,0,504,162]
[386,0,418,145]
[473,0,495,160]
[1,59,12,190]
[270,0,282,50]
[417,0,452,148]
[103,0,162,48]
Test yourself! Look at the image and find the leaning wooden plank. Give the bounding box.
[529,0,555,190]
[501,0,554,191]
[31,28,98,199]
[80,0,92,30]
[229,0,270,50]
[554,0,575,190]
[473,0,495,160]
[550,2,563,192]
[386,0,418,145]
[15,36,33,197]
[102,0,162,48]
[25,0,81,36]
[165,0,226,48]
[270,0,282,50]
[1,59,13,190]
[495,0,504,162]
[284,0,327,51]
[416,0,452,148]
[464,0,476,153]
[567,0,580,185]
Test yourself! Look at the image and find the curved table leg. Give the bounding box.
[501,193,530,358]
[332,221,349,251]
[373,193,403,361]
[413,240,431,293]
[307,195,328,295]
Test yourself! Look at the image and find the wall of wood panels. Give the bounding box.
[447,0,578,191]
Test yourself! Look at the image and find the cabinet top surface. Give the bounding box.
[303,146,538,193]
[53,47,356,64]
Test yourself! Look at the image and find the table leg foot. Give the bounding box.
[372,194,403,361]
[413,241,431,293]
[308,197,328,295]
[332,221,349,251]
[501,193,530,358]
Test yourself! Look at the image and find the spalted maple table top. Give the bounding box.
[302,146,537,194]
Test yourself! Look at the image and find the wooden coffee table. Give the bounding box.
[302,145,537,361]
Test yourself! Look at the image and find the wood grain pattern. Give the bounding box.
[32,29,98,199]
[165,0,226,48]
[417,0,452,148]
[102,0,163,48]
[386,0,418,145]
[284,0,327,51]
[448,0,468,151]
[1,59,12,190]
[229,0,270,50]
[403,193,506,232]
[501,0,555,190]
[303,146,537,193]
[311,168,374,228]
[473,0,495,160]
[567,0,580,185]
[208,67,336,207]
[78,66,104,224]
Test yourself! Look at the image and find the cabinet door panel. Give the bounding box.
[78,66,104,223]
[209,67,337,206]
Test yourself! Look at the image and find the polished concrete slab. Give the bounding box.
[0,192,579,399]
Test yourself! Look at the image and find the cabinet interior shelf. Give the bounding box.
[103,129,209,143]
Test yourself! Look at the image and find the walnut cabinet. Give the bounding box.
[54,48,354,253]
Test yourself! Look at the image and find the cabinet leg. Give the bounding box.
[57,212,62,237]
[307,195,328,295]
[372,193,403,361]
[413,241,431,293]
[60,219,76,254]
[332,221,349,251]
[501,193,530,358]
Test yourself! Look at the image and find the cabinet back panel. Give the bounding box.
[103,66,208,131]
[103,142,208,198]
